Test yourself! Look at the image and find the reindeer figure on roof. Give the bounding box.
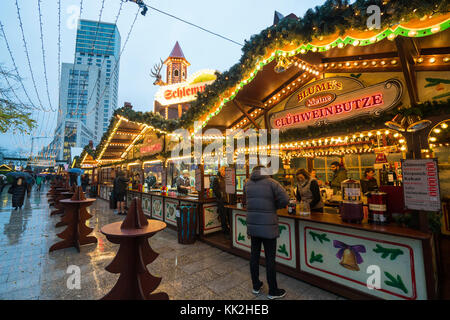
[150,58,166,86]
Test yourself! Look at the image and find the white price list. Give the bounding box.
[401,159,441,212]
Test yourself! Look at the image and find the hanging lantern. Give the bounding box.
[385,114,407,131]
[405,115,432,132]
[274,56,293,73]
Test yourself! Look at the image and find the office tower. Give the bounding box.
[53,19,121,161]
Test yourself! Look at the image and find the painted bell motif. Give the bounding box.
[339,248,360,271]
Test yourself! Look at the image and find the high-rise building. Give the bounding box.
[52,19,121,161]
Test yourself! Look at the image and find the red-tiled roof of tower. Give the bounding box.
[164,41,190,65]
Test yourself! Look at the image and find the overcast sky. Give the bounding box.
[0,0,326,156]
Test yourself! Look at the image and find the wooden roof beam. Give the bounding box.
[235,98,265,109]
[233,100,260,130]
[395,36,420,105]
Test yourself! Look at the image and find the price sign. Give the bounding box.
[401,159,441,212]
[225,167,236,194]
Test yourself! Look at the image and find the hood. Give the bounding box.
[250,168,269,181]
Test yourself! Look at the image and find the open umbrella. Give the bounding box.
[68,168,84,175]
[23,172,35,185]
[6,172,27,184]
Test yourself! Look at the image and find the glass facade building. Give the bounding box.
[52,20,121,161]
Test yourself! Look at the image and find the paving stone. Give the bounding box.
[0,186,342,300]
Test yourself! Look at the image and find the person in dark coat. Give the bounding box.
[360,168,379,194]
[329,161,348,194]
[81,174,90,192]
[211,166,230,236]
[10,177,27,210]
[244,165,289,300]
[113,170,129,215]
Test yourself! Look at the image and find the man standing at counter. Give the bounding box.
[244,165,289,299]
[177,170,191,194]
[212,166,230,237]
[329,161,348,194]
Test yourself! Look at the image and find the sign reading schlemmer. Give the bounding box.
[155,70,217,106]
[269,77,403,130]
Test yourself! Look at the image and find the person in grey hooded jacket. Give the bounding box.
[244,165,289,299]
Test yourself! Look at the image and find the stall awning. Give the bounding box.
[203,13,450,134]
[97,116,148,164]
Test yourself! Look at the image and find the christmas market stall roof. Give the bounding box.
[92,115,149,166]
[77,0,450,167]
[201,11,450,136]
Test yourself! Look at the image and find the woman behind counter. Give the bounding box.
[360,168,379,194]
[295,169,324,213]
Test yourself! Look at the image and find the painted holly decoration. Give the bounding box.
[309,251,323,264]
[277,244,289,257]
[373,244,403,260]
[309,231,330,244]
[384,272,408,294]
[278,225,286,235]
[238,233,246,242]
[238,217,247,226]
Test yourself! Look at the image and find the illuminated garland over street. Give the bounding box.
[78,0,449,167]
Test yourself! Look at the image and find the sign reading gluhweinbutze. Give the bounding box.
[269,77,403,130]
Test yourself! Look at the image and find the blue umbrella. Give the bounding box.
[23,172,35,185]
[68,168,84,175]
[6,172,27,184]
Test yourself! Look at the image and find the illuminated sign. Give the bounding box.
[270,77,402,130]
[155,69,217,106]
[136,133,164,157]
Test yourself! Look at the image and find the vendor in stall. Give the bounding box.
[295,169,324,213]
[329,161,348,194]
[145,173,157,190]
[177,170,191,194]
[310,170,324,187]
[132,172,141,190]
[212,166,230,236]
[360,168,379,194]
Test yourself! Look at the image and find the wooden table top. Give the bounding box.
[60,198,96,204]
[101,220,167,238]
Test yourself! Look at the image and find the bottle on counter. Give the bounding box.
[287,199,297,215]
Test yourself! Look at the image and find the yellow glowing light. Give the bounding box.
[433,128,441,133]
[429,57,436,63]
[429,137,437,142]
[441,123,448,129]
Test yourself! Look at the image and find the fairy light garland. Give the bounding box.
[191,18,450,136]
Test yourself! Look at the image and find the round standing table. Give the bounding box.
[100,219,169,300]
[49,198,97,253]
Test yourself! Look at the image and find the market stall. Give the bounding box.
[190,10,450,300]
[77,1,450,300]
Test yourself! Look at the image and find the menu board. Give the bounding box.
[401,159,441,212]
[225,167,236,194]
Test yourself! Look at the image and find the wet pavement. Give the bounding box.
[0,184,342,300]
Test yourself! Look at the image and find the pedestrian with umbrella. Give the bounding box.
[23,172,35,197]
[7,173,28,210]
[68,168,84,187]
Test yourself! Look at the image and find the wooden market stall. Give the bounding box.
[189,10,450,300]
[78,1,450,300]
